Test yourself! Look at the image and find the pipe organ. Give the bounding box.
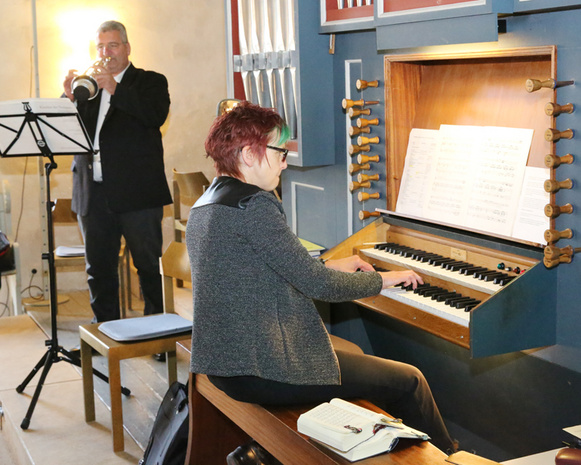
[325,46,571,358]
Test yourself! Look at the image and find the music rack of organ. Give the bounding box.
[327,47,574,357]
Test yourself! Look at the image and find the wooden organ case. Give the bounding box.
[324,47,560,358]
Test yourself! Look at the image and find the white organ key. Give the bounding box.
[381,287,470,327]
[361,247,502,294]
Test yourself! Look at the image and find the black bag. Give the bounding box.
[0,231,14,274]
[139,381,189,465]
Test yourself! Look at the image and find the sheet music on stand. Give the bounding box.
[395,125,548,245]
[0,98,93,157]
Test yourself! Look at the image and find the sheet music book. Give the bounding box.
[396,125,548,245]
[0,98,92,157]
[297,398,428,461]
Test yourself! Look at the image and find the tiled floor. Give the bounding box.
[0,285,193,465]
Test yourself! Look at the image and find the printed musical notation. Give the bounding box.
[396,125,546,243]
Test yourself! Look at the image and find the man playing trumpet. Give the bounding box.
[63,20,172,329]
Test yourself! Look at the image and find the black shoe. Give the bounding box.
[153,352,166,362]
[226,441,282,465]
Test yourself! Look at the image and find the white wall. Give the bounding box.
[0,0,226,308]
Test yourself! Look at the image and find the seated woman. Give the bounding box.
[186,101,455,452]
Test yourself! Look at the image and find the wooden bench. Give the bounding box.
[180,340,449,465]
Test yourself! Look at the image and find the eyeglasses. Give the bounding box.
[96,42,124,51]
[266,145,289,162]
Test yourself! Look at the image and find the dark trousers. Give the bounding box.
[78,182,164,322]
[208,350,454,452]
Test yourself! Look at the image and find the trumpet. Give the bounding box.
[71,57,111,101]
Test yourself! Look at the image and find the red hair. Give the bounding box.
[204,101,288,178]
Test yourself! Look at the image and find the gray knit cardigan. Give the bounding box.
[186,179,383,385]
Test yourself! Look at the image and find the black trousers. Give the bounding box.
[208,349,454,452]
[78,181,164,322]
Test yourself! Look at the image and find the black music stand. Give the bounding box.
[0,98,129,429]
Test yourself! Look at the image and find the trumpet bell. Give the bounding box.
[72,75,99,101]
[71,57,111,102]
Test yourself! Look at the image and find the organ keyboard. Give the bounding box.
[322,215,557,357]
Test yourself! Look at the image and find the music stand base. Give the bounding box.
[16,342,131,429]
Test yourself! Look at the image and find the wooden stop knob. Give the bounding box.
[544,178,573,193]
[349,126,371,136]
[357,173,380,183]
[357,118,379,128]
[349,181,371,192]
[349,144,371,155]
[544,153,574,168]
[357,154,380,164]
[348,108,371,118]
[356,79,379,90]
[544,102,575,116]
[357,136,380,145]
[349,163,371,174]
[358,192,380,201]
[544,128,574,142]
[544,203,573,218]
[359,210,381,220]
[544,228,573,243]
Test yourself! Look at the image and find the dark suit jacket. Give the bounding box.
[71,63,172,215]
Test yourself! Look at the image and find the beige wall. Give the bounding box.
[0,0,226,307]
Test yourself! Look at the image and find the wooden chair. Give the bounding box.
[172,169,210,239]
[172,169,209,286]
[79,241,192,452]
[52,198,132,316]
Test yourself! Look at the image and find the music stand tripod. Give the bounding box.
[0,99,130,429]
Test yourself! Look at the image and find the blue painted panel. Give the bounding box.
[376,13,499,50]
[293,1,335,167]
[374,0,512,26]
[514,0,581,12]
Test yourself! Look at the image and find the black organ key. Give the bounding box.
[445,261,472,271]
[482,272,507,282]
[452,297,476,308]
[445,295,469,305]
[460,266,488,276]
[494,275,516,286]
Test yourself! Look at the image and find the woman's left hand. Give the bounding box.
[324,255,375,273]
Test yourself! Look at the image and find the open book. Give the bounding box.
[297,398,429,461]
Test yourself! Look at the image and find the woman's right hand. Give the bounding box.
[379,270,423,290]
